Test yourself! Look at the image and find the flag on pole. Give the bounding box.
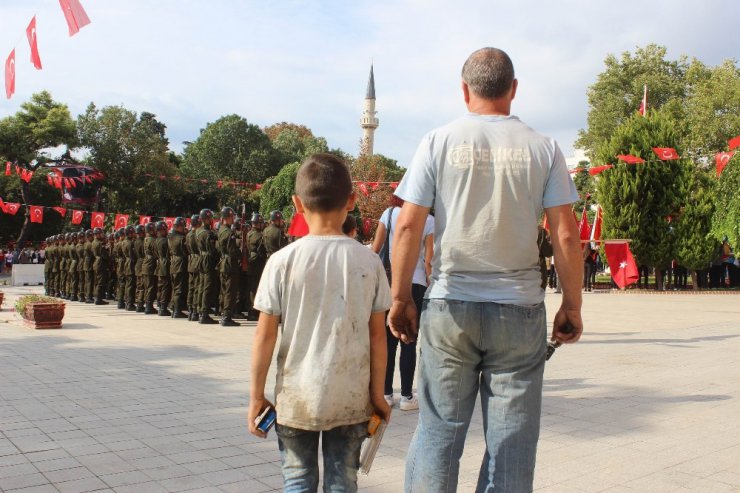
[578,207,590,243]
[716,151,734,177]
[26,16,43,70]
[71,209,84,224]
[4,162,11,176]
[638,84,647,116]
[5,49,15,99]
[605,242,639,289]
[59,0,91,36]
[652,147,680,160]
[29,206,44,223]
[590,207,602,242]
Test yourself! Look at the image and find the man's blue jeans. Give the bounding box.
[405,299,547,493]
[276,422,367,492]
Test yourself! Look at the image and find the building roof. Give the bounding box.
[366,64,375,100]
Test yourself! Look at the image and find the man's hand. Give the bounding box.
[247,397,274,439]
[371,393,392,423]
[388,299,418,344]
[551,307,583,344]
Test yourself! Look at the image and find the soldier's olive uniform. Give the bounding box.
[246,229,267,315]
[196,225,219,313]
[107,242,117,299]
[92,238,110,301]
[217,223,241,319]
[186,228,200,315]
[75,241,86,301]
[84,240,95,302]
[134,236,145,307]
[168,230,188,315]
[122,237,136,308]
[142,236,158,307]
[263,224,288,257]
[58,243,68,297]
[45,244,55,295]
[115,240,126,305]
[155,235,171,310]
[67,241,79,300]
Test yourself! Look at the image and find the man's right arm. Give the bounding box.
[545,204,584,344]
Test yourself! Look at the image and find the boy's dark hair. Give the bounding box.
[342,215,357,235]
[295,153,353,212]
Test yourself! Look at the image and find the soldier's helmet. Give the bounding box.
[117,227,126,236]
[155,221,168,232]
[77,231,85,240]
[145,222,156,234]
[270,210,283,221]
[173,217,186,228]
[135,224,145,234]
[190,214,202,227]
[200,208,214,220]
[251,212,264,224]
[114,229,124,239]
[220,207,235,218]
[85,229,95,238]
[93,227,104,235]
[125,225,135,236]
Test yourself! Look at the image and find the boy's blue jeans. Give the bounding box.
[405,299,547,493]
[276,422,367,492]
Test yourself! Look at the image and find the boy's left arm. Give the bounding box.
[369,311,392,422]
[248,312,281,438]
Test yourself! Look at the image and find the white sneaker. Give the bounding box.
[384,394,394,408]
[399,394,419,411]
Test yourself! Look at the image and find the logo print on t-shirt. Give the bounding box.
[447,144,475,169]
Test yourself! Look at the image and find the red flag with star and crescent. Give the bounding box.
[59,0,91,37]
[716,151,734,177]
[652,147,680,161]
[91,211,105,228]
[5,49,15,99]
[139,216,151,225]
[605,242,639,289]
[616,154,645,164]
[728,136,740,151]
[3,202,21,215]
[26,16,43,70]
[29,206,44,223]
[52,207,67,217]
[114,214,129,229]
[71,209,84,224]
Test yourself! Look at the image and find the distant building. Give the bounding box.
[359,64,379,156]
[565,149,589,170]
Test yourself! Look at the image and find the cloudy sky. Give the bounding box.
[1,0,737,168]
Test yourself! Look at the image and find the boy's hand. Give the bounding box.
[248,397,274,439]
[371,394,392,423]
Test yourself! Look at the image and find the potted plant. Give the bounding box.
[15,294,65,329]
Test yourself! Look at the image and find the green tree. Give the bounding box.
[674,170,716,288]
[0,91,77,248]
[571,160,597,219]
[259,161,301,220]
[596,110,688,288]
[264,122,329,166]
[712,152,740,249]
[77,104,184,216]
[577,44,688,159]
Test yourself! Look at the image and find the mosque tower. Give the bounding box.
[359,64,379,156]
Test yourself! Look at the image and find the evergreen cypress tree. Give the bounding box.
[712,153,740,249]
[675,170,716,288]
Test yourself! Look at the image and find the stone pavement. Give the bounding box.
[1,284,739,492]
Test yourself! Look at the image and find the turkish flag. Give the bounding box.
[139,216,151,225]
[578,207,590,243]
[4,162,10,176]
[605,242,639,289]
[390,182,398,190]
[287,212,309,237]
[590,206,603,242]
[358,183,369,196]
[726,135,740,151]
[29,206,44,223]
[185,218,191,229]
[26,16,43,70]
[3,202,21,215]
[52,207,67,217]
[114,214,129,229]
[716,151,734,177]
[368,182,380,190]
[59,0,91,37]
[616,154,645,164]
[21,170,34,183]
[5,49,15,99]
[589,164,613,176]
[91,211,105,228]
[164,217,175,230]
[652,147,679,160]
[362,217,372,237]
[71,209,84,224]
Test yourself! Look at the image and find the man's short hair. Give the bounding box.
[461,47,515,100]
[295,153,353,212]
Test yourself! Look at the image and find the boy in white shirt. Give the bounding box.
[248,153,392,491]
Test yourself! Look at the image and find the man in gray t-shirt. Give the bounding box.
[389,48,584,492]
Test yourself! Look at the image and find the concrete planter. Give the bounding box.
[22,302,65,329]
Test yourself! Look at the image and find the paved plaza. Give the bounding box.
[1,284,739,492]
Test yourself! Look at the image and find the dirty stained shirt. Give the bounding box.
[254,235,391,431]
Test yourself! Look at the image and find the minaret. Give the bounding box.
[360,64,379,156]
